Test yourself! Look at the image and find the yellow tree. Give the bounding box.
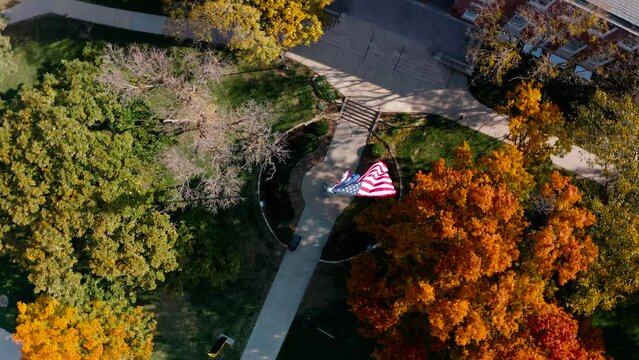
[13,296,154,360]
[166,0,330,64]
[497,81,570,167]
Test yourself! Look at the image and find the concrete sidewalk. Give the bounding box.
[3,0,168,33]
[241,117,368,360]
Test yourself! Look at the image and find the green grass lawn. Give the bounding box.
[278,263,375,360]
[144,178,285,360]
[382,114,502,187]
[213,63,319,132]
[1,15,170,94]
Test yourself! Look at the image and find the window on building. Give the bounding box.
[506,14,528,32]
[528,0,557,10]
[618,35,639,52]
[589,26,617,38]
[560,39,587,54]
[462,9,479,23]
[587,53,613,66]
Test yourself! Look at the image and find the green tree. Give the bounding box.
[175,206,241,289]
[165,0,330,64]
[567,90,639,314]
[497,81,570,168]
[0,60,178,302]
[0,16,16,80]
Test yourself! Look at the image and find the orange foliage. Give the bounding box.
[348,145,603,359]
[13,296,154,360]
[528,172,598,285]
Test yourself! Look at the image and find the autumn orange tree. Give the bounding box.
[497,81,570,168]
[348,144,603,359]
[13,296,154,360]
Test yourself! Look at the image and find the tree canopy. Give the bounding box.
[497,81,570,168]
[348,144,603,358]
[13,296,154,360]
[468,0,610,84]
[0,59,178,302]
[0,16,15,81]
[164,0,330,64]
[98,44,287,213]
[566,90,639,314]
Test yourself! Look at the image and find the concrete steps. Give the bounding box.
[340,99,379,132]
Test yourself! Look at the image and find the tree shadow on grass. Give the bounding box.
[0,256,34,332]
[143,180,284,360]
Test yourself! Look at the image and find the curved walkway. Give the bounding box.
[1,2,609,360]
[242,117,368,359]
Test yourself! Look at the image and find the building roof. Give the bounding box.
[569,0,639,35]
[588,0,639,27]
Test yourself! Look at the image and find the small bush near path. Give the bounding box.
[311,118,330,136]
[312,75,340,104]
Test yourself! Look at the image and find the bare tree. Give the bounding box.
[600,52,639,99]
[466,0,521,85]
[99,44,287,212]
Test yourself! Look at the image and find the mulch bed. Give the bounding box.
[260,115,338,244]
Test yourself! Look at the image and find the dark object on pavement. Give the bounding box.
[288,234,302,251]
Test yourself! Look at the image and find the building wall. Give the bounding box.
[452,0,526,21]
[451,0,638,70]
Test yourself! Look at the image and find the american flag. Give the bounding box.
[331,161,396,197]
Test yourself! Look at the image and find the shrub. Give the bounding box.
[312,119,330,136]
[313,76,338,103]
[370,142,386,158]
[303,133,320,154]
[395,113,411,124]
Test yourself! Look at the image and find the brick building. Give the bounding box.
[450,0,639,76]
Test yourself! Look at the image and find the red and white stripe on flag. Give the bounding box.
[356,161,397,197]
